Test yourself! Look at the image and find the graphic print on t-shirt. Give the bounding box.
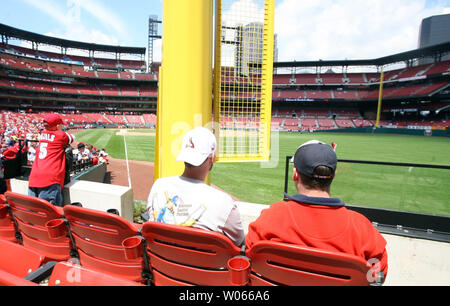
[154,191,207,226]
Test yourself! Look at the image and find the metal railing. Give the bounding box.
[283,156,450,243]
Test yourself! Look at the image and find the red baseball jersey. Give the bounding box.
[28,130,74,189]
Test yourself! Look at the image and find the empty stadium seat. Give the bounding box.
[61,205,147,283]
[0,194,17,242]
[137,221,243,286]
[0,239,45,278]
[47,261,145,286]
[4,191,72,262]
[0,270,40,286]
[245,241,377,286]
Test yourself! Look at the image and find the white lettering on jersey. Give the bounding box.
[40,133,55,142]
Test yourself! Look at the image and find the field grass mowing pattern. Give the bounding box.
[74,129,450,216]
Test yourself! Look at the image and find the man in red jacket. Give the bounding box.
[246,140,388,281]
[28,113,75,206]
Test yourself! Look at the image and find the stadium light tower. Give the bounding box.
[148,15,161,73]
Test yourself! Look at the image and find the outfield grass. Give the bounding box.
[74,128,155,162]
[74,129,450,216]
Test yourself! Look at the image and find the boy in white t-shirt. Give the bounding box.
[147,127,245,247]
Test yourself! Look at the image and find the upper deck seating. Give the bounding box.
[302,109,330,117]
[305,90,333,99]
[272,74,293,85]
[333,90,358,100]
[293,74,318,84]
[98,85,120,96]
[120,86,139,97]
[346,73,366,84]
[139,87,158,97]
[320,73,344,84]
[424,60,450,75]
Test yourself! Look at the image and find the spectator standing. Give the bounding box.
[245,140,388,280]
[28,113,75,206]
[147,127,245,247]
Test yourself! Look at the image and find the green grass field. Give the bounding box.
[74,129,450,217]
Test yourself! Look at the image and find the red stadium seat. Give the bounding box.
[47,261,146,286]
[245,241,375,286]
[137,221,243,286]
[4,191,71,262]
[0,239,45,278]
[0,194,17,242]
[0,270,40,286]
[61,205,147,283]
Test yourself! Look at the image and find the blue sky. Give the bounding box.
[0,0,449,62]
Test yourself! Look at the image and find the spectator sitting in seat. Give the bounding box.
[147,127,245,247]
[245,140,388,280]
[98,148,109,164]
[75,143,93,161]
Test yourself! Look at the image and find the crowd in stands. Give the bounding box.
[72,142,109,165]
[0,111,109,173]
[270,107,450,131]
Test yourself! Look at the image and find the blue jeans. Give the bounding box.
[28,184,63,207]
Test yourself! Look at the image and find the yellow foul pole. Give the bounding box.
[375,67,384,128]
[154,0,214,181]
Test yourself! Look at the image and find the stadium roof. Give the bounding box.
[274,41,450,68]
[0,23,146,55]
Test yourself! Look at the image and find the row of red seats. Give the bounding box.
[0,111,156,127]
[272,81,448,101]
[0,52,154,81]
[0,239,142,286]
[0,77,157,97]
[1,43,145,70]
[0,191,378,286]
[272,60,450,85]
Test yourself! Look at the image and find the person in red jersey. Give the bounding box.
[245,140,388,282]
[28,113,75,206]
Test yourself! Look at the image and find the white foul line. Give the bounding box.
[123,135,132,188]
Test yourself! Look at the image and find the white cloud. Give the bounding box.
[275,0,448,62]
[222,0,265,26]
[69,0,129,39]
[21,0,69,26]
[20,0,126,48]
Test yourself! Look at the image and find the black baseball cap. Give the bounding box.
[291,140,337,179]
